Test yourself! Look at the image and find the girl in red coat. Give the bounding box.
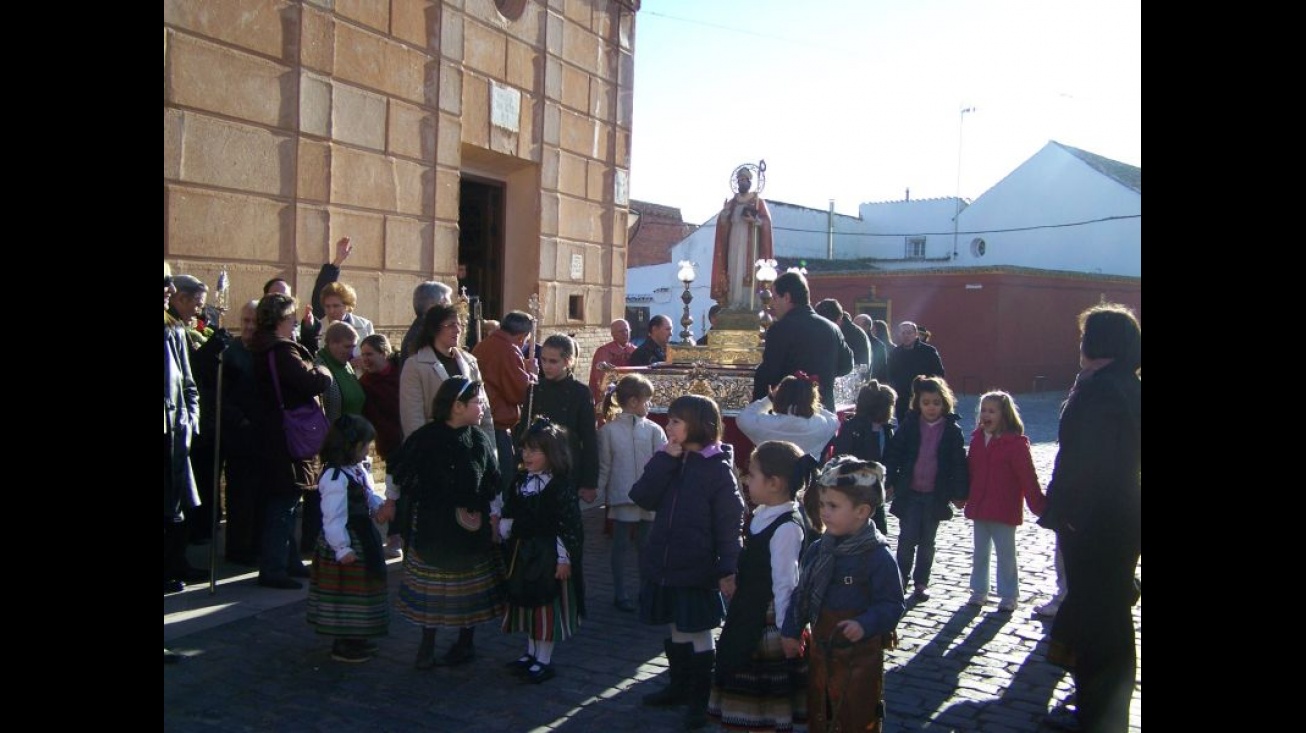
[964,391,1047,612]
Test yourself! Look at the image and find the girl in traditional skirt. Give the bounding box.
[500,419,585,684]
[390,375,506,669]
[307,414,389,663]
[781,456,906,733]
[709,440,816,732]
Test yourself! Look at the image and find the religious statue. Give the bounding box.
[711,162,774,311]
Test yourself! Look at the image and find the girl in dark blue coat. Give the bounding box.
[631,395,745,730]
[883,376,969,602]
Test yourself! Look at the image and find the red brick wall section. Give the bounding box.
[628,201,695,267]
[810,270,1141,395]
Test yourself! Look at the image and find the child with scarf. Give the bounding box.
[781,456,905,733]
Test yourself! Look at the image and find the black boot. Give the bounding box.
[415,628,437,670]
[435,627,475,666]
[643,640,693,706]
[682,649,715,730]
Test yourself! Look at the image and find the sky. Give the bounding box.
[627,0,1142,225]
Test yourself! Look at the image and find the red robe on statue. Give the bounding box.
[711,192,774,306]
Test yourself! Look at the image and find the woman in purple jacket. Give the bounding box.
[631,395,745,730]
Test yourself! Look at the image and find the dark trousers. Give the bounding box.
[260,492,302,580]
[872,506,888,536]
[1061,531,1139,733]
[495,428,518,496]
[300,490,322,553]
[223,452,263,563]
[894,491,940,588]
[164,518,190,582]
[187,435,218,542]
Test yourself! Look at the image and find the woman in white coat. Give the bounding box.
[596,374,667,612]
[399,304,495,445]
[737,373,840,462]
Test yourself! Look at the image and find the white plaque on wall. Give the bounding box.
[491,83,521,132]
[614,169,629,206]
[570,253,584,280]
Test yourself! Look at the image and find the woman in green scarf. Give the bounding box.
[316,321,367,422]
[308,321,368,553]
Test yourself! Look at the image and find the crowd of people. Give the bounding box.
[165,252,1139,732]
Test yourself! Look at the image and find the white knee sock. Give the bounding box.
[671,626,715,653]
[534,639,555,665]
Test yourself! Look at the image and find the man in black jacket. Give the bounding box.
[630,314,672,366]
[887,321,945,420]
[853,314,890,382]
[816,298,871,367]
[753,272,853,411]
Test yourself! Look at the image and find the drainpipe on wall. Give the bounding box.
[827,199,835,260]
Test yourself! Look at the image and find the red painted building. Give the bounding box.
[805,264,1141,395]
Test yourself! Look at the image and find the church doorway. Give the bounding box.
[459,176,505,338]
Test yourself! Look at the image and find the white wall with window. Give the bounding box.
[951,142,1141,277]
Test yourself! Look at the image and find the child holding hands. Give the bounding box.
[964,391,1047,612]
[883,375,969,601]
[307,414,390,663]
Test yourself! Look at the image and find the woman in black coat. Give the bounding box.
[1039,304,1141,733]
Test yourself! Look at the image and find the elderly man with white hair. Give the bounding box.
[400,280,454,365]
[886,321,945,421]
[588,318,636,404]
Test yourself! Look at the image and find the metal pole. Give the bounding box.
[209,347,225,595]
[954,106,975,259]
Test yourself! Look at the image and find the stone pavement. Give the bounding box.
[164,392,1141,732]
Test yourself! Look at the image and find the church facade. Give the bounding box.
[164,0,641,365]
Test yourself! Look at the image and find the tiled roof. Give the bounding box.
[629,199,687,221]
[1055,142,1141,194]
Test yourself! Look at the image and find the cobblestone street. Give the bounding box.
[164,392,1140,732]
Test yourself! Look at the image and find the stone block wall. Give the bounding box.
[164,0,637,335]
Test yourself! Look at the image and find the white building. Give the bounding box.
[950,141,1141,277]
[625,141,1140,338]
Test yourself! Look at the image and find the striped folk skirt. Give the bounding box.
[397,548,507,629]
[708,601,808,732]
[501,577,580,642]
[306,529,390,638]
